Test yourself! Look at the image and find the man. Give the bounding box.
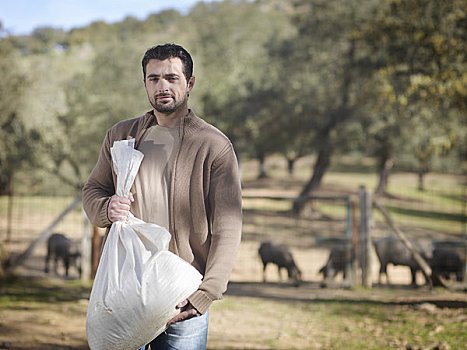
[82,43,242,349]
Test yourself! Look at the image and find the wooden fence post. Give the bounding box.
[351,196,360,286]
[364,189,373,288]
[81,208,92,281]
[345,197,355,287]
[91,226,101,279]
[359,186,373,288]
[6,191,13,242]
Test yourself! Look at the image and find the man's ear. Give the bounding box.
[187,76,195,92]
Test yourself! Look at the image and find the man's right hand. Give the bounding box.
[107,193,134,222]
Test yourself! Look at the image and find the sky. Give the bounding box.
[0,0,221,36]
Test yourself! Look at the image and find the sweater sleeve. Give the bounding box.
[82,130,115,228]
[188,143,242,314]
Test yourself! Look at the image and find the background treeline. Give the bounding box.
[0,0,465,202]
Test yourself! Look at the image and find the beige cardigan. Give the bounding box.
[82,110,242,314]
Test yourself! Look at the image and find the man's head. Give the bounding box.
[142,43,193,82]
[142,43,195,116]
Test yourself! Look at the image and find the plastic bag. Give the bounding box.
[86,140,203,350]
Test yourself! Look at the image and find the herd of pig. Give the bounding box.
[44,232,465,288]
[258,237,465,287]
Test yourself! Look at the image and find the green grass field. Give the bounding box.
[241,155,466,237]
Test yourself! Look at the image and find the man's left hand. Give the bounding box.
[167,299,200,325]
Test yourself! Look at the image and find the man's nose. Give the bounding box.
[156,79,170,92]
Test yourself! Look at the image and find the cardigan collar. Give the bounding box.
[142,109,204,132]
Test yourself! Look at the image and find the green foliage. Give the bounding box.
[0,36,40,194]
[365,0,466,110]
[0,0,465,195]
[187,0,296,157]
[361,0,467,176]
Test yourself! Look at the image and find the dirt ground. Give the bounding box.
[1,236,466,350]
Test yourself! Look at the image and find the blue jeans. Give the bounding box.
[142,310,209,350]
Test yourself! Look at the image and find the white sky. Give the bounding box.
[0,0,221,35]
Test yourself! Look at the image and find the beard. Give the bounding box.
[150,92,188,115]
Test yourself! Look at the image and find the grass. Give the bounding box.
[0,275,91,306]
[208,294,466,350]
[241,155,466,237]
[0,195,81,215]
[0,276,91,349]
[2,275,464,350]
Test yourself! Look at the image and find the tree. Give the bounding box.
[187,0,295,176]
[38,41,151,189]
[276,0,379,213]
[0,32,38,195]
[362,0,467,194]
[0,27,41,240]
[2,9,189,194]
[401,106,461,190]
[7,26,67,54]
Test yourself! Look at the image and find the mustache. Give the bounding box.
[155,93,174,98]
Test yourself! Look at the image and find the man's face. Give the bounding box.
[144,57,194,115]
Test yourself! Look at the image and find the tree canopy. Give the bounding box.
[0,0,465,196]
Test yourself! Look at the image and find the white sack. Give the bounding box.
[86,140,203,350]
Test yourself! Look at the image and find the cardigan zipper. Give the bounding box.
[168,113,187,255]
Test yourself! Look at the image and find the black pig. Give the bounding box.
[319,244,351,280]
[45,233,81,278]
[431,246,465,286]
[373,236,430,286]
[258,241,302,285]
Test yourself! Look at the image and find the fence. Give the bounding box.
[1,185,466,287]
[0,195,84,242]
[242,193,360,287]
[0,194,87,278]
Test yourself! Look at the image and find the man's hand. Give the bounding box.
[167,300,200,325]
[107,193,134,222]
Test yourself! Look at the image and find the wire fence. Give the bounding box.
[1,183,465,286]
[0,194,85,278]
[0,195,84,242]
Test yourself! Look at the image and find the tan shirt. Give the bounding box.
[131,125,179,231]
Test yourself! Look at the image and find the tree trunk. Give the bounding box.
[293,148,331,214]
[287,158,295,175]
[417,170,426,191]
[6,173,14,242]
[257,152,267,179]
[376,158,393,195]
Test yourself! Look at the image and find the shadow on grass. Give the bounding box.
[439,192,467,204]
[387,205,466,224]
[0,276,91,350]
[0,275,91,303]
[0,338,89,350]
[226,281,467,309]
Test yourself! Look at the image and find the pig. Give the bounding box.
[430,246,465,286]
[373,236,430,286]
[45,233,81,278]
[319,244,351,280]
[258,241,302,285]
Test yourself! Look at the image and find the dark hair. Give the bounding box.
[142,43,193,82]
